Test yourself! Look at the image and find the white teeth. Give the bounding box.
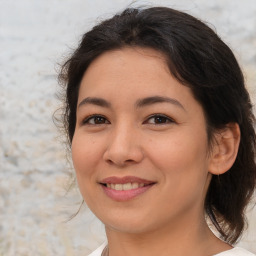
[132,182,139,189]
[123,183,132,190]
[106,183,145,191]
[115,184,123,191]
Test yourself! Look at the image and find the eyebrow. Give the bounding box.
[78,97,111,108]
[136,96,185,110]
[78,95,185,110]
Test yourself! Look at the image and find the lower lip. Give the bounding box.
[101,184,154,201]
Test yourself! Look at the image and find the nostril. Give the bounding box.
[106,159,114,165]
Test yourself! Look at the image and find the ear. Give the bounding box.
[208,123,240,175]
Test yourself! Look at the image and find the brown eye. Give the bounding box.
[83,115,110,125]
[145,114,174,125]
[154,116,168,124]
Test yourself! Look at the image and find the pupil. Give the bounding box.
[95,117,104,124]
[155,116,166,123]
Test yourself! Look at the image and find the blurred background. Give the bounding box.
[0,0,255,255]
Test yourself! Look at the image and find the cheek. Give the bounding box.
[148,131,209,179]
[71,135,101,206]
[149,135,210,211]
[71,134,101,182]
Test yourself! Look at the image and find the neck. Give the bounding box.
[105,214,231,256]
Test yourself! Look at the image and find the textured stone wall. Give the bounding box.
[0,0,255,255]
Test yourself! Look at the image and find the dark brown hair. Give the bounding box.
[58,7,256,244]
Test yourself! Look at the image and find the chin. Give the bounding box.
[100,213,158,235]
[106,222,151,234]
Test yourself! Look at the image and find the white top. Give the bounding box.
[214,248,255,256]
[88,243,255,256]
[88,242,107,256]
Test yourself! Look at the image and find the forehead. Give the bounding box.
[79,47,177,97]
[84,47,169,79]
[88,47,168,67]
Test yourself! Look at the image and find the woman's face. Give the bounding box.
[72,47,213,234]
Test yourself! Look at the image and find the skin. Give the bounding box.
[72,47,237,256]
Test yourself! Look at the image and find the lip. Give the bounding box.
[100,176,155,184]
[99,176,156,201]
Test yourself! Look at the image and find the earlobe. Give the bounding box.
[208,123,240,175]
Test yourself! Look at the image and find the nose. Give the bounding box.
[103,124,144,167]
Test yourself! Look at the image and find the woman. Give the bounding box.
[58,7,256,256]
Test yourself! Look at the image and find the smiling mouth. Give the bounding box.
[102,182,151,191]
[99,176,156,201]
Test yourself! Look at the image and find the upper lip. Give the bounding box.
[100,176,155,184]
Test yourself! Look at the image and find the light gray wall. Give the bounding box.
[0,0,255,255]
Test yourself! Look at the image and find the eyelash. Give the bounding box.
[81,114,175,126]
